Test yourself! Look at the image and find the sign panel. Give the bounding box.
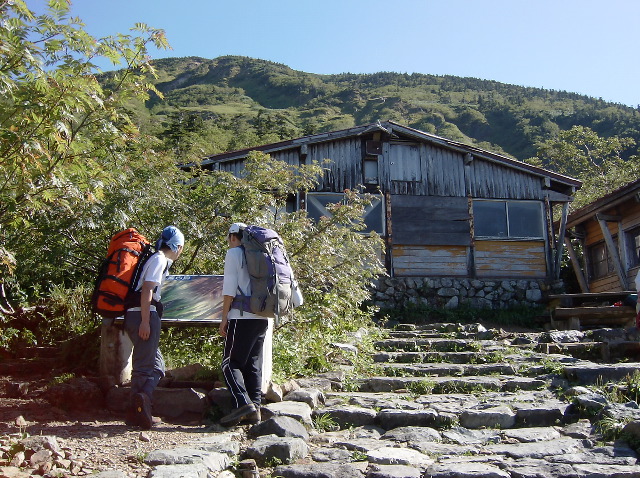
[161,275,224,325]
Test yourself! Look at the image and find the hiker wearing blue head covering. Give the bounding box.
[124,225,184,429]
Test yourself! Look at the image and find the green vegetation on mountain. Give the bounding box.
[140,55,640,166]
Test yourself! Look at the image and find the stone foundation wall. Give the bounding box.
[371,277,564,310]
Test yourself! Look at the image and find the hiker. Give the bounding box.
[218,222,267,426]
[124,225,184,429]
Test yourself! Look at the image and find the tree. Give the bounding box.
[528,126,640,210]
[0,0,169,229]
[0,0,169,301]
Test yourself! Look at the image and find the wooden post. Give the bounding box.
[564,237,589,293]
[596,215,629,290]
[99,322,133,387]
[555,202,569,280]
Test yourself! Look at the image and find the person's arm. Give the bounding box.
[219,295,234,337]
[138,281,157,340]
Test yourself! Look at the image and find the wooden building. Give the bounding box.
[202,121,581,282]
[562,178,640,293]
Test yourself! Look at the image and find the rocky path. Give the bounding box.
[3,322,640,477]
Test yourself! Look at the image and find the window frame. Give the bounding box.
[625,226,640,268]
[473,199,545,240]
[588,240,616,280]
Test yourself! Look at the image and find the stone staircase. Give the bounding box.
[136,321,640,477]
[8,322,640,477]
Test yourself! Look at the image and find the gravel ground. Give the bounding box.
[0,370,224,477]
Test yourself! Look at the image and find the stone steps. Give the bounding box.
[374,337,502,352]
[101,321,640,477]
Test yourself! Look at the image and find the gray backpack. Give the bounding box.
[232,225,293,319]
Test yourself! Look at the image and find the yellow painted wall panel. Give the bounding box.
[474,240,547,278]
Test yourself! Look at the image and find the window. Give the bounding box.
[626,227,640,268]
[589,241,614,279]
[306,192,384,234]
[473,200,544,239]
[363,157,379,185]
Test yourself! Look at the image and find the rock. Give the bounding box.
[153,387,209,419]
[46,377,104,411]
[0,466,31,478]
[28,449,51,467]
[144,447,230,472]
[165,363,205,380]
[207,387,234,414]
[561,419,593,439]
[147,463,210,478]
[427,462,510,477]
[14,416,27,427]
[622,420,640,451]
[244,435,308,467]
[366,464,422,478]
[381,426,441,443]
[440,427,500,445]
[265,381,284,402]
[311,446,352,462]
[104,385,130,412]
[284,388,324,409]
[263,401,313,425]
[377,409,438,430]
[280,380,301,396]
[313,405,377,428]
[20,435,62,455]
[6,383,29,399]
[9,451,24,467]
[274,463,364,478]
[248,416,310,440]
[367,446,433,468]
[502,427,561,443]
[460,406,516,429]
[92,471,129,478]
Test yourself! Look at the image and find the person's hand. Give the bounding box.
[219,317,228,337]
[138,321,151,340]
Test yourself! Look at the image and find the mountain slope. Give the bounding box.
[141,55,640,162]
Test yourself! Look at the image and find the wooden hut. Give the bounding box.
[201,121,581,283]
[562,178,640,293]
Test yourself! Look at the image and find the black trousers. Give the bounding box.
[221,318,268,409]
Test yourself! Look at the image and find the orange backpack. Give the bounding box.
[91,228,154,319]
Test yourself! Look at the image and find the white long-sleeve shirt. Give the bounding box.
[223,246,262,319]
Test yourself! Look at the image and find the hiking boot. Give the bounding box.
[124,408,139,427]
[241,406,261,425]
[220,403,256,427]
[132,392,153,430]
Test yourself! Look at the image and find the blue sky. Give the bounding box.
[31,0,640,107]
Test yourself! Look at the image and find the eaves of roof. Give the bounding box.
[566,178,640,228]
[194,120,582,189]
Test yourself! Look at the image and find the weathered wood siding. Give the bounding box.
[381,142,545,200]
[393,245,468,276]
[212,137,547,201]
[391,195,470,246]
[474,241,547,278]
[310,138,362,192]
[211,149,301,176]
[590,275,624,293]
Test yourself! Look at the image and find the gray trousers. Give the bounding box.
[124,310,165,401]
